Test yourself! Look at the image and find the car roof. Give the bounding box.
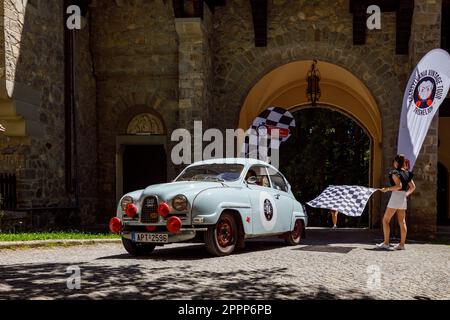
[187,157,275,168]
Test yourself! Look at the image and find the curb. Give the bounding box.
[0,238,122,250]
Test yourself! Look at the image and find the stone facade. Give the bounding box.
[0,0,97,224]
[0,0,68,210]
[74,7,98,224]
[0,0,445,238]
[211,0,410,230]
[90,0,179,220]
[406,0,442,237]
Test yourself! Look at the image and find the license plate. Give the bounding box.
[132,233,168,243]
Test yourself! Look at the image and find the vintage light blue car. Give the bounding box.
[109,158,308,256]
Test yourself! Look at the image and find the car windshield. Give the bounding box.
[175,164,244,182]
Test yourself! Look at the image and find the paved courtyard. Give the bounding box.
[0,228,449,300]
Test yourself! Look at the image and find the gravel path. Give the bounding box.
[0,229,449,300]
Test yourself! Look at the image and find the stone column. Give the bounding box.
[407,0,442,239]
[0,0,44,210]
[175,8,213,164]
[0,0,42,138]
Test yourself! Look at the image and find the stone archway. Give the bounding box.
[237,60,382,227]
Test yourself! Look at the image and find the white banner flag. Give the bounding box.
[398,49,450,169]
[307,185,378,217]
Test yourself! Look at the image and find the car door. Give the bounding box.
[266,167,294,232]
[244,165,284,235]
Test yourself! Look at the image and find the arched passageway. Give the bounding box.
[238,61,382,227]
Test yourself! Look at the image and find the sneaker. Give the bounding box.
[332,225,337,229]
[376,242,391,250]
[393,244,405,250]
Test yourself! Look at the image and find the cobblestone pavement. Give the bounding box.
[0,228,449,300]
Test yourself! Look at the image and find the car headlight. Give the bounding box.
[172,194,188,211]
[121,196,134,211]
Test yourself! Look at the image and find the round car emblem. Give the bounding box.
[263,199,273,221]
[150,212,158,219]
[145,198,154,208]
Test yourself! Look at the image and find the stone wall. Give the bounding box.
[175,5,214,163]
[0,0,29,177]
[407,0,442,238]
[210,0,422,231]
[74,11,98,224]
[0,0,98,227]
[0,0,443,236]
[91,0,179,222]
[0,0,69,209]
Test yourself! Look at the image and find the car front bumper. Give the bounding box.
[121,227,208,244]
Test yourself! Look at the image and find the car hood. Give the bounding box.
[138,181,228,202]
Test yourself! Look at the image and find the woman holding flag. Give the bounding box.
[377,154,416,250]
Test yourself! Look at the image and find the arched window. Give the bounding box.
[126,113,164,135]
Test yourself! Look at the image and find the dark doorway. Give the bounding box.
[437,162,449,225]
[279,108,371,228]
[123,145,167,195]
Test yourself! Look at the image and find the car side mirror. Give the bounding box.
[247,176,257,185]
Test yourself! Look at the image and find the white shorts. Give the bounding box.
[387,191,407,210]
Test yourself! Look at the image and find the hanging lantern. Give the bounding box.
[306,59,321,106]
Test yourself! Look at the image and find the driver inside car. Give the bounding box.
[245,169,257,182]
[246,168,270,187]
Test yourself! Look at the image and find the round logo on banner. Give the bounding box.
[408,69,445,116]
[259,191,277,231]
[414,77,436,110]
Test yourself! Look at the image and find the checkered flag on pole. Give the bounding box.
[307,185,378,217]
[241,107,296,162]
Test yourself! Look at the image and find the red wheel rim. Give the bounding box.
[292,220,302,240]
[216,217,234,248]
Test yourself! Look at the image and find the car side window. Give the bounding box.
[267,168,289,192]
[246,166,271,188]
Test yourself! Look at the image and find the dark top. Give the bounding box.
[389,169,414,191]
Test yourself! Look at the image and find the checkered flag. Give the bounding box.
[241,107,296,161]
[307,185,378,217]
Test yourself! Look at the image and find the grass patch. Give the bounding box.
[0,232,120,242]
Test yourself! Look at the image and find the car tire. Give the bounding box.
[285,219,303,246]
[205,212,238,256]
[122,237,156,256]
